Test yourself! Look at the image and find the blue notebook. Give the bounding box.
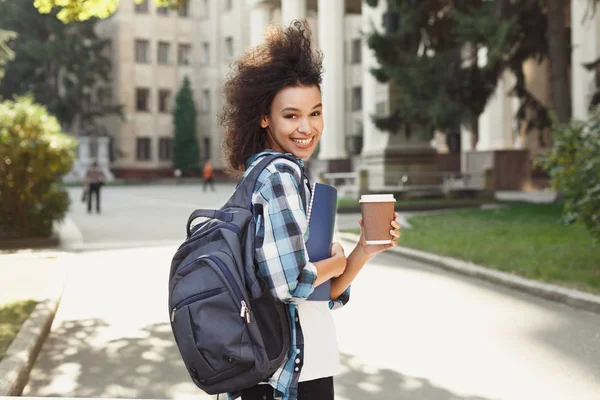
[305,182,337,301]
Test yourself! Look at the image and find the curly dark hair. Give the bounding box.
[219,20,323,176]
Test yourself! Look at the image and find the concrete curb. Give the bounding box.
[0,297,61,395]
[0,253,67,396]
[338,232,600,315]
[56,217,84,250]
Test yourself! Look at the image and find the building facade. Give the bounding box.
[89,0,598,185]
[94,0,363,178]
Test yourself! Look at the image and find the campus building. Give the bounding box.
[74,0,596,191]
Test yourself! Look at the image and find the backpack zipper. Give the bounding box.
[180,223,242,249]
[172,254,251,324]
[206,255,251,325]
[171,288,226,322]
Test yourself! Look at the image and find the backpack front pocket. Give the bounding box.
[170,258,255,387]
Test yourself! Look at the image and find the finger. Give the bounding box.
[358,218,363,227]
[390,229,400,238]
[394,212,398,219]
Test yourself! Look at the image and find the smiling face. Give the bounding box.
[261,85,323,159]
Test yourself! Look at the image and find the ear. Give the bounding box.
[260,116,268,129]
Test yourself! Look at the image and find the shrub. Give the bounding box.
[0,96,76,238]
[538,108,600,242]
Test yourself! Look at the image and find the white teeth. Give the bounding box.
[292,138,312,145]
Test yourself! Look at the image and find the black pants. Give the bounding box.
[203,178,215,192]
[87,183,101,212]
[240,377,334,400]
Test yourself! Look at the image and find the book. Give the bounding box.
[305,182,338,301]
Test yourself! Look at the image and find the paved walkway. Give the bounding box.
[6,185,600,399]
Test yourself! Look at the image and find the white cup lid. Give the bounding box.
[360,194,396,203]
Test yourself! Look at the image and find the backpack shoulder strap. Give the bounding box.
[225,153,307,211]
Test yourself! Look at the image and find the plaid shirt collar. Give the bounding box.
[246,149,305,169]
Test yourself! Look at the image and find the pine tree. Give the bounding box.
[365,0,554,142]
[366,1,513,140]
[172,76,200,173]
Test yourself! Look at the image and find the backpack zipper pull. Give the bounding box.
[171,308,176,322]
[240,301,251,324]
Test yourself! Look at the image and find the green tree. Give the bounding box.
[365,0,520,141]
[364,0,579,141]
[0,96,76,238]
[172,76,200,173]
[0,0,121,131]
[34,0,187,23]
[538,109,600,242]
[0,28,17,84]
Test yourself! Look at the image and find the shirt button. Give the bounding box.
[295,317,299,322]
[295,358,300,364]
[295,367,299,372]
[296,349,301,354]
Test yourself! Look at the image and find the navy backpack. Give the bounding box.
[168,153,307,395]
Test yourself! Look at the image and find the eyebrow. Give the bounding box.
[280,103,322,113]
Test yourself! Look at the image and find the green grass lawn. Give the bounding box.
[0,300,38,360]
[337,197,493,209]
[349,203,600,294]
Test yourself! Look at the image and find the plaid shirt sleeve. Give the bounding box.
[254,166,317,304]
[329,285,351,310]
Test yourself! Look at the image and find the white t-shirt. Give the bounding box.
[297,300,340,382]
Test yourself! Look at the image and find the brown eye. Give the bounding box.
[311,111,321,117]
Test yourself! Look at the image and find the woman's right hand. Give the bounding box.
[313,242,348,286]
[330,242,347,277]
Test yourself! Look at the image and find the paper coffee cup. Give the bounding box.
[360,194,396,244]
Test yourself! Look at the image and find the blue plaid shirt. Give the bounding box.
[228,150,350,400]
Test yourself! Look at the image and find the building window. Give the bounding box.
[136,137,152,161]
[224,37,234,59]
[224,0,233,12]
[203,137,211,160]
[202,89,210,113]
[159,138,172,160]
[158,89,171,113]
[135,39,150,63]
[157,6,169,15]
[135,1,149,13]
[202,42,210,64]
[158,42,171,65]
[136,88,150,112]
[352,86,362,111]
[178,0,190,17]
[351,38,361,64]
[178,44,192,65]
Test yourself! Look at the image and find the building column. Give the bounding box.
[572,0,600,120]
[477,70,517,151]
[248,1,273,46]
[361,0,388,156]
[281,0,306,26]
[96,136,115,180]
[317,0,347,168]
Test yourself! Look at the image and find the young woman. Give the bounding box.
[220,21,401,400]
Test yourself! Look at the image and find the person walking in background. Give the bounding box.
[203,159,215,192]
[85,161,105,214]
